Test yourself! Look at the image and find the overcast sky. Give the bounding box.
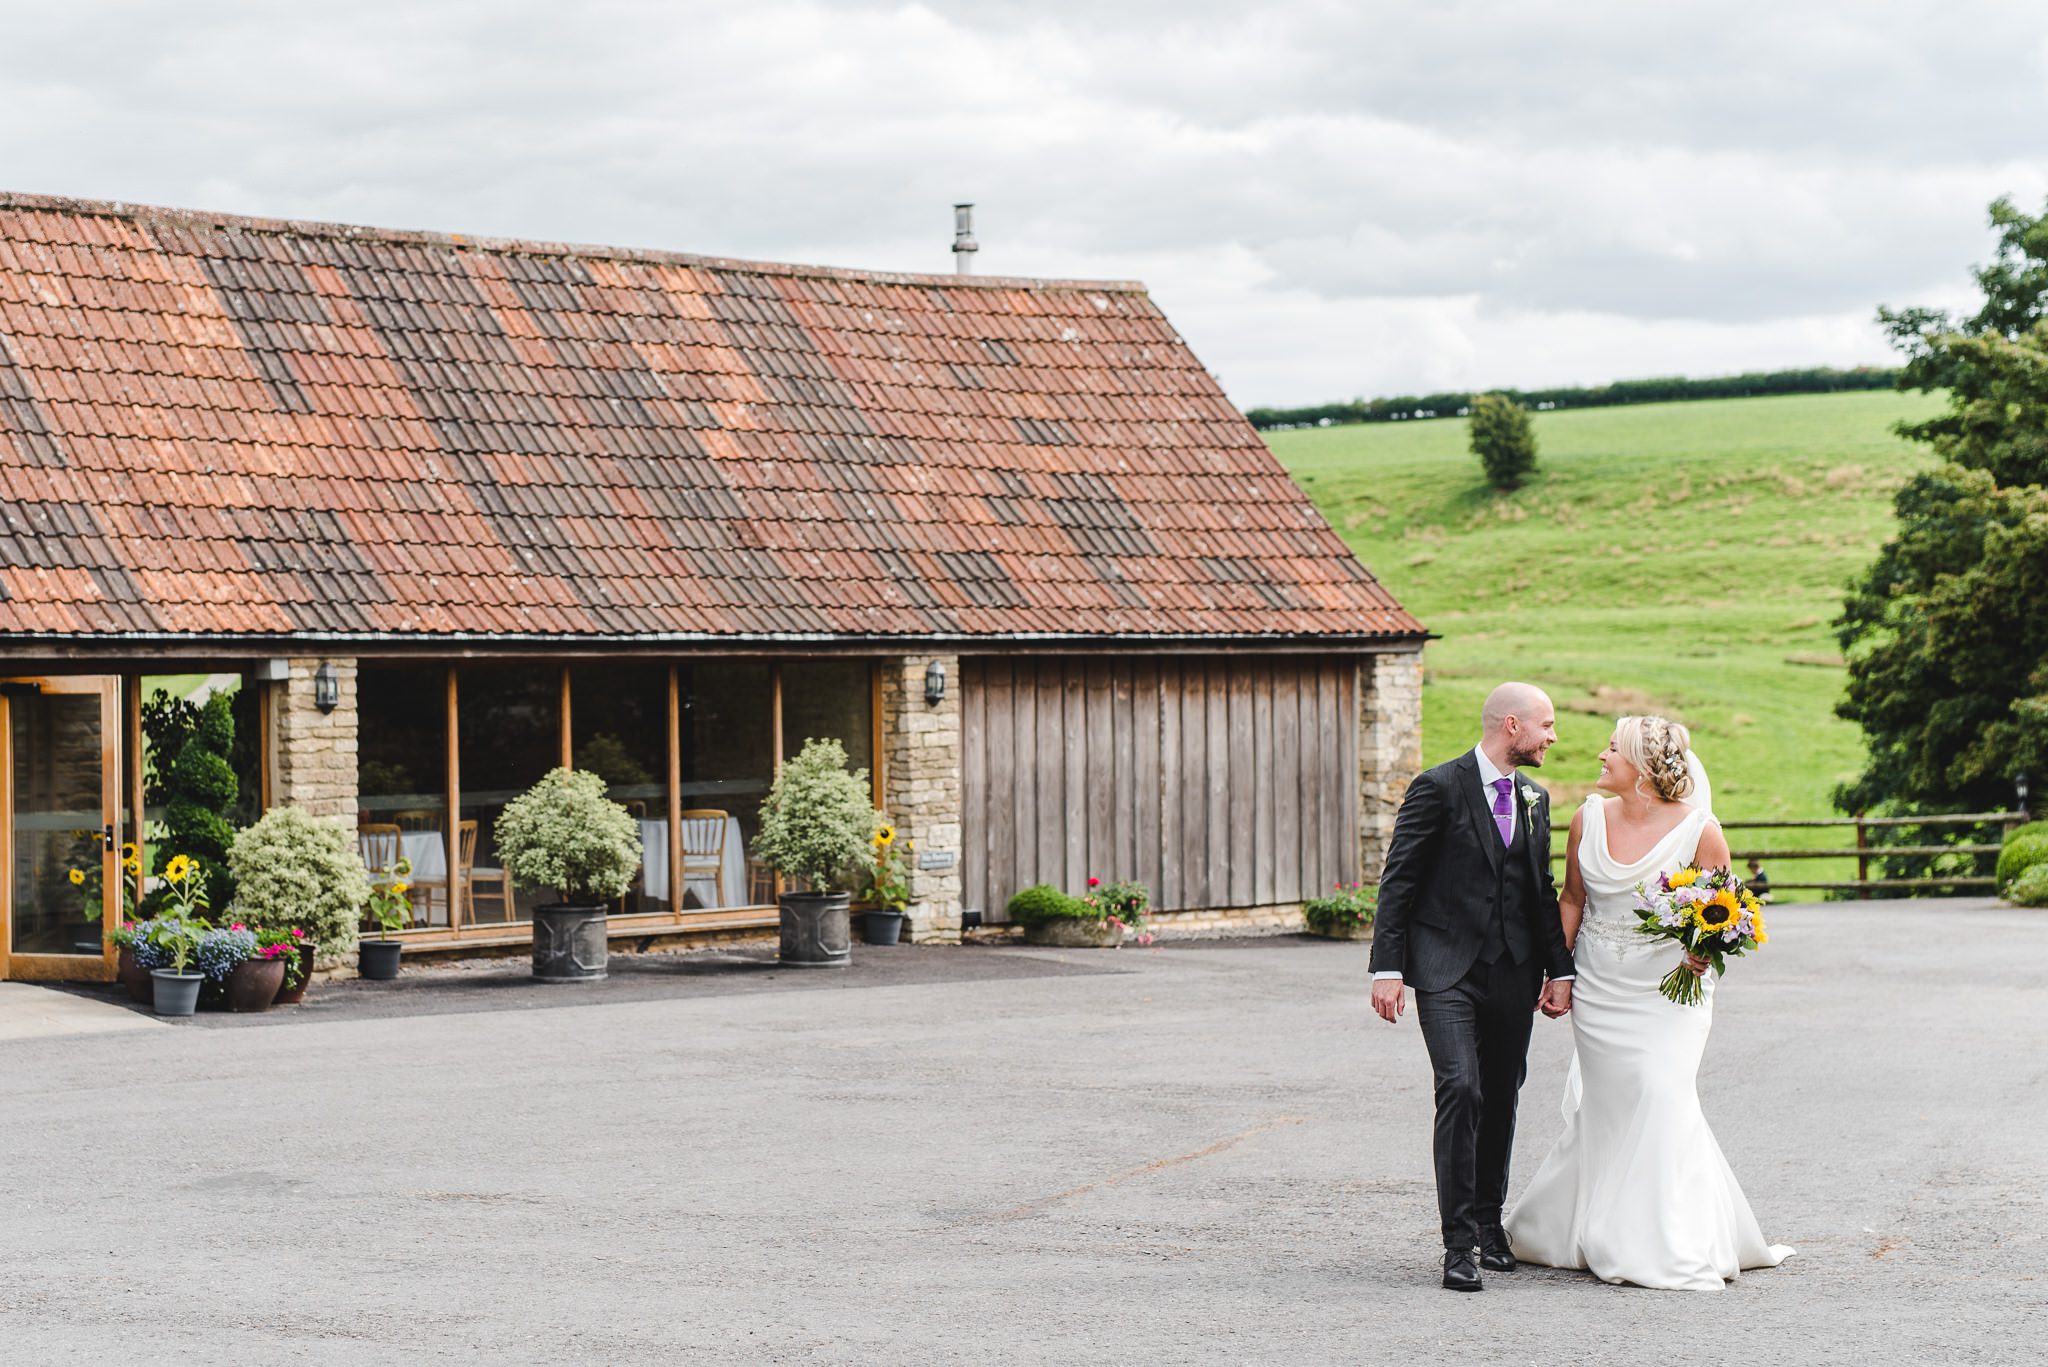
[5,1,2045,406]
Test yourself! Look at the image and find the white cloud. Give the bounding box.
[0,0,2043,404]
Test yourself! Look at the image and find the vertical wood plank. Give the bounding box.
[1340,659,1362,885]
[1227,660,1255,907]
[1037,660,1064,883]
[1180,662,1207,907]
[1063,661,1087,892]
[125,672,146,917]
[1253,660,1276,907]
[1012,656,1037,894]
[1133,658,1161,901]
[1205,661,1229,907]
[960,658,987,918]
[1112,659,1136,878]
[1271,664,1302,905]
[1157,660,1182,910]
[1318,661,1344,890]
[987,660,1017,917]
[559,665,573,768]
[1298,660,1322,898]
[1085,658,1114,884]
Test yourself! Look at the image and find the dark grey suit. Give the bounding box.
[1370,751,1574,1250]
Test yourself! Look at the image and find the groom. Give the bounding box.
[1369,681,1575,1292]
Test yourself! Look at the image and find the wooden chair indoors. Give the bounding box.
[746,859,777,908]
[459,819,520,926]
[680,809,729,909]
[357,824,402,880]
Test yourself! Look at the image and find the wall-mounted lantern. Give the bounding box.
[313,661,340,715]
[923,659,947,707]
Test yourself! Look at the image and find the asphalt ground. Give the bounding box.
[0,899,2040,1365]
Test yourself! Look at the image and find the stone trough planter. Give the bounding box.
[1305,920,1374,942]
[1022,919,1125,948]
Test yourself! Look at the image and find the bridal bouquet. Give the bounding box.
[1632,866,1768,1006]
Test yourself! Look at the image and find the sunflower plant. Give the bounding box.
[158,853,212,920]
[64,831,140,924]
[859,821,912,912]
[1630,865,1767,1006]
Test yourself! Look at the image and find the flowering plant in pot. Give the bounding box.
[194,923,286,1012]
[495,768,642,982]
[753,739,879,968]
[358,858,413,981]
[142,855,213,1015]
[1302,883,1377,941]
[856,820,912,946]
[110,919,154,1004]
[261,926,314,1004]
[1008,877,1153,948]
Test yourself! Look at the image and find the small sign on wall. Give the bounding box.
[918,850,957,871]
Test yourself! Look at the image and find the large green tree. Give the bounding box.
[1838,196,2048,816]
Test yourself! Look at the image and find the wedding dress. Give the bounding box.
[1505,796,1793,1290]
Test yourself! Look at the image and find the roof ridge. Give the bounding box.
[0,189,1151,295]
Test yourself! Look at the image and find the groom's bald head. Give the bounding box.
[1482,682,1558,767]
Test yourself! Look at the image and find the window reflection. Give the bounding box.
[457,667,558,926]
[356,666,450,927]
[682,663,773,908]
[570,665,671,915]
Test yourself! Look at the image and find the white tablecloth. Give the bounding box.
[391,819,745,910]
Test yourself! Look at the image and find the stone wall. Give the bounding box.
[1357,648,1424,882]
[272,658,359,823]
[879,655,964,944]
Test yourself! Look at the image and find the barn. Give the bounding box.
[0,192,1424,978]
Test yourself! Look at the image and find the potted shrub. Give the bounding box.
[754,739,878,969]
[1008,882,1125,948]
[227,806,369,985]
[111,920,153,1004]
[196,922,286,1011]
[857,821,911,946]
[1084,876,1153,945]
[496,768,642,983]
[265,927,315,1005]
[1303,882,1377,941]
[358,858,413,981]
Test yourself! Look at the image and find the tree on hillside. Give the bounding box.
[1468,393,1538,489]
[1837,195,2048,820]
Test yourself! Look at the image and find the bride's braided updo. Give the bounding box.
[1614,715,1694,802]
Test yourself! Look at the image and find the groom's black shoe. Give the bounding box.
[1442,1250,1483,1292]
[1479,1230,1517,1272]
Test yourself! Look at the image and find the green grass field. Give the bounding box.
[1266,390,1947,894]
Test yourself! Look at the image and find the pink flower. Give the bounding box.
[231,922,246,931]
[290,928,305,938]
[1088,877,1100,887]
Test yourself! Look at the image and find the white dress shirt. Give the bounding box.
[1374,745,1572,983]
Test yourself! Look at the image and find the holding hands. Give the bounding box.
[1539,979,1573,1018]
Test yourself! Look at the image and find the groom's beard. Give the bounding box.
[1508,740,1547,768]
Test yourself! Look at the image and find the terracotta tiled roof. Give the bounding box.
[0,193,1422,644]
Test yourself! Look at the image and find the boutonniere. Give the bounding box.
[1521,784,1545,832]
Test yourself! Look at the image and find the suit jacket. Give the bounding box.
[1368,751,1574,993]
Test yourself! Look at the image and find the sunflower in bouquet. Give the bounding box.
[1631,865,1767,1006]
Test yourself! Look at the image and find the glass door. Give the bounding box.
[0,677,120,982]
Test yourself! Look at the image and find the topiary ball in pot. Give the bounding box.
[753,738,877,967]
[227,806,370,968]
[496,768,643,983]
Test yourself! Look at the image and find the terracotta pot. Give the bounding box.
[1022,918,1126,948]
[116,945,153,1005]
[272,941,317,1005]
[223,956,286,1012]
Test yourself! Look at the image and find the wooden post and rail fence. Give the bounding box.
[1550,810,2032,898]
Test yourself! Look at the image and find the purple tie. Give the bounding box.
[1491,777,1514,847]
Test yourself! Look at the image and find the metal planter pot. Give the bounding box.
[779,892,851,968]
[532,904,608,982]
[149,969,203,1017]
[358,938,403,981]
[858,908,905,946]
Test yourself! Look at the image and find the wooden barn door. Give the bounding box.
[960,657,1359,919]
[0,677,122,982]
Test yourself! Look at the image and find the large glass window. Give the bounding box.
[356,666,450,927]
[780,660,875,785]
[571,664,671,916]
[681,663,773,908]
[457,667,559,926]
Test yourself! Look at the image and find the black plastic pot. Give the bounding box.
[779,892,851,968]
[858,908,904,946]
[359,938,403,980]
[150,969,203,1016]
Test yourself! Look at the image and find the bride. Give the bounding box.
[1505,715,1793,1290]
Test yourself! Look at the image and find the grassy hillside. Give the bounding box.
[1267,391,1947,893]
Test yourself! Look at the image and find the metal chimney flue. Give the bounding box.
[952,203,978,275]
